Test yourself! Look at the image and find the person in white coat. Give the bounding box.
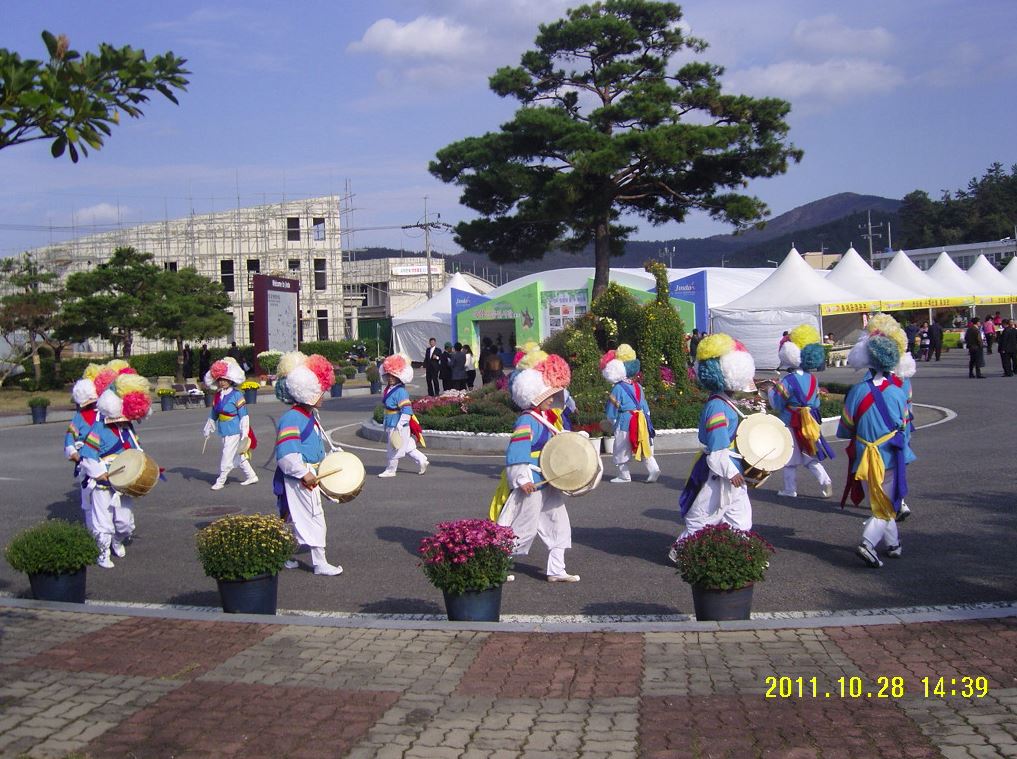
[378,353,428,478]
[202,357,258,490]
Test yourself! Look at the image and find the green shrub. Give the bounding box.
[942,331,961,349]
[343,366,357,379]
[638,261,693,396]
[5,519,99,575]
[195,514,296,581]
[366,365,381,383]
[299,340,345,362]
[257,350,282,374]
[27,395,51,407]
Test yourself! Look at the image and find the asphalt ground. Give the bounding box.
[0,349,1013,618]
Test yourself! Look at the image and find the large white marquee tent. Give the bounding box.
[391,272,483,357]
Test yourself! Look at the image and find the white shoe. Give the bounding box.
[547,573,580,583]
[856,543,883,568]
[646,470,660,483]
[886,544,903,559]
[667,546,679,564]
[210,481,225,491]
[418,460,429,476]
[313,562,343,576]
[610,476,632,484]
[240,476,259,486]
[505,574,515,583]
[819,482,833,499]
[777,490,797,498]
[111,541,126,558]
[377,470,397,478]
[283,559,299,570]
[97,556,115,569]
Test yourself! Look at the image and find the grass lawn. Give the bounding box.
[0,389,75,414]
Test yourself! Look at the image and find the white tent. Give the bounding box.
[391,272,481,358]
[926,252,995,300]
[967,255,1017,301]
[711,248,865,369]
[1002,257,1017,284]
[880,250,960,299]
[826,247,927,307]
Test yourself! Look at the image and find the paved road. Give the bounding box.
[1,351,1014,617]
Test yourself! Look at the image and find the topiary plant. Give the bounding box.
[5,519,99,576]
[639,260,693,396]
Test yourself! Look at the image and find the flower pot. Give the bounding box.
[243,388,258,404]
[602,436,614,454]
[369,381,383,394]
[30,407,48,424]
[691,583,753,621]
[160,395,174,411]
[216,572,278,615]
[330,382,344,398]
[28,568,87,603]
[442,585,502,622]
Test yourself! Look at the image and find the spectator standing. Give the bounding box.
[198,343,211,379]
[994,311,1003,327]
[917,323,931,361]
[904,321,919,358]
[182,343,193,378]
[483,349,504,384]
[966,318,985,378]
[451,343,467,390]
[463,345,477,389]
[983,315,997,354]
[998,319,1017,376]
[423,337,442,396]
[927,320,943,361]
[440,342,454,391]
[226,341,240,360]
[687,329,701,366]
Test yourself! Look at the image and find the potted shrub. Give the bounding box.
[671,523,774,621]
[195,514,296,615]
[419,519,515,621]
[27,395,50,424]
[4,519,100,603]
[330,372,345,398]
[366,365,382,394]
[157,387,176,411]
[257,350,282,376]
[343,365,357,380]
[239,379,261,404]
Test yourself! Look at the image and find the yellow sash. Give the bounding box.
[488,470,511,522]
[795,407,821,456]
[632,411,652,462]
[854,430,897,521]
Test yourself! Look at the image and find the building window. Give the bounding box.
[288,258,300,272]
[163,261,177,272]
[220,260,234,292]
[317,309,329,340]
[247,259,260,291]
[313,217,325,241]
[287,217,300,242]
[248,311,255,345]
[314,258,327,291]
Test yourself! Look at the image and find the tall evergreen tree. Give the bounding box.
[430,0,802,296]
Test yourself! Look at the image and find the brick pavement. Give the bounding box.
[1,603,1016,758]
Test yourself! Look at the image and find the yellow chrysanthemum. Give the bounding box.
[517,349,548,369]
[82,363,104,380]
[106,359,130,372]
[615,343,637,362]
[866,313,907,355]
[788,324,821,349]
[116,373,150,395]
[696,333,735,361]
[517,340,540,354]
[276,351,307,378]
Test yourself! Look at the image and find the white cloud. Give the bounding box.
[792,15,894,57]
[347,16,479,60]
[726,58,905,104]
[71,203,130,225]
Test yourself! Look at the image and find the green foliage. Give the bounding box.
[4,519,99,575]
[942,331,961,349]
[638,260,692,395]
[419,519,515,594]
[542,313,609,395]
[342,365,357,379]
[300,338,385,361]
[0,31,188,161]
[256,350,282,374]
[365,365,381,383]
[156,387,175,397]
[0,253,67,386]
[590,285,644,348]
[672,523,774,591]
[27,395,50,407]
[429,0,801,295]
[195,514,296,581]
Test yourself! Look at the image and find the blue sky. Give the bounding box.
[2,0,1016,259]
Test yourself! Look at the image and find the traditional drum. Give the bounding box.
[538,431,603,497]
[734,413,793,488]
[107,449,160,498]
[238,436,251,455]
[315,451,366,503]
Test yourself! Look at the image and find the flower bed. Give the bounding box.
[419,519,515,595]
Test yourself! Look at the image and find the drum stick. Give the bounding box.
[107,465,126,479]
[534,467,580,489]
[202,437,208,456]
[313,466,344,482]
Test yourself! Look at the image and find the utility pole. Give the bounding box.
[859,210,884,266]
[401,197,452,299]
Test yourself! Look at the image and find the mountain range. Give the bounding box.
[356,192,903,284]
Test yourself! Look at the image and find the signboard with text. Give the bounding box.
[252,275,299,360]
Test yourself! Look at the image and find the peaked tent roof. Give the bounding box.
[1002,256,1017,283]
[967,255,1016,298]
[880,251,960,298]
[711,248,861,312]
[926,251,998,298]
[392,272,480,325]
[826,247,926,304]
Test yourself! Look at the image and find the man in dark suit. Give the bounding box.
[998,319,1017,376]
[440,342,454,391]
[927,320,943,361]
[423,337,442,396]
[965,318,985,379]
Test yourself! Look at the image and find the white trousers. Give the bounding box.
[612,428,659,479]
[680,475,752,540]
[496,485,572,576]
[282,476,326,549]
[83,488,134,560]
[860,471,900,551]
[782,436,832,493]
[383,426,427,473]
[216,434,257,485]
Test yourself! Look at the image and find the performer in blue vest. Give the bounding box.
[766,324,834,498]
[495,358,579,582]
[838,322,915,568]
[378,353,428,478]
[602,343,659,483]
[202,356,258,490]
[672,334,757,556]
[273,354,343,576]
[78,366,152,568]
